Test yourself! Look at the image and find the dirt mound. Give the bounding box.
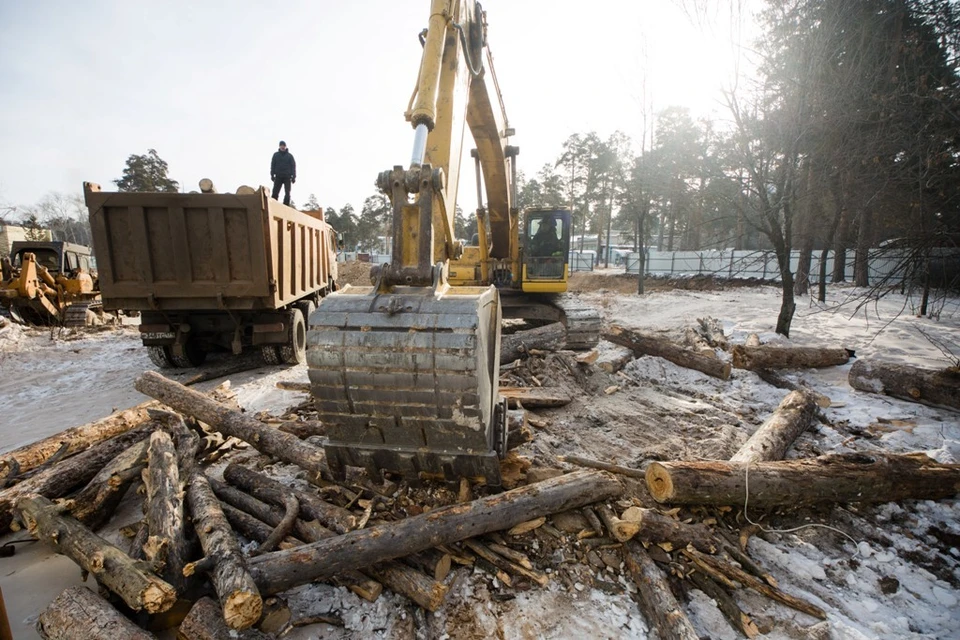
[337,260,374,287]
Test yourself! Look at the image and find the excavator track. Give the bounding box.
[550,294,602,350]
[307,285,506,485]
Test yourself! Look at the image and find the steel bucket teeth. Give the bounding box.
[307,285,504,485]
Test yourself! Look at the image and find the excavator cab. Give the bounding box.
[522,209,571,289]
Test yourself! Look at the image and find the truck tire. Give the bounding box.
[261,345,281,365]
[147,346,175,369]
[298,300,317,329]
[280,308,307,365]
[169,340,207,368]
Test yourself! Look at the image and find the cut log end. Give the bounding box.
[141,580,178,614]
[223,589,264,631]
[645,463,674,503]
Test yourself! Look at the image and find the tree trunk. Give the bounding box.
[143,430,187,590]
[622,541,698,640]
[854,208,872,287]
[500,322,566,364]
[0,403,154,485]
[60,438,149,530]
[832,207,850,282]
[731,344,850,370]
[1,423,156,534]
[628,507,717,553]
[604,325,731,380]
[365,561,449,612]
[849,359,960,411]
[637,211,646,295]
[16,495,177,614]
[185,471,262,630]
[248,470,621,595]
[775,260,796,337]
[222,463,355,534]
[135,371,327,482]
[37,586,156,640]
[177,597,270,640]
[817,247,829,303]
[794,236,813,296]
[645,453,960,508]
[729,391,817,464]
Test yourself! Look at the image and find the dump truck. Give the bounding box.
[83,182,339,368]
[1,240,101,326]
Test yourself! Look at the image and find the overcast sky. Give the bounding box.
[0,0,756,216]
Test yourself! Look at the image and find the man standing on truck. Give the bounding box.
[270,140,296,206]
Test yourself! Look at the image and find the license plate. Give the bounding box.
[142,332,175,341]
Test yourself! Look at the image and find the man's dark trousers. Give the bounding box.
[272,177,292,206]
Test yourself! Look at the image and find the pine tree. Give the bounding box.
[113,149,179,192]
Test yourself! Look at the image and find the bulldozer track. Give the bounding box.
[551,295,601,350]
[62,302,99,328]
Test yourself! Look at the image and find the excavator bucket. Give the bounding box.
[307,284,507,486]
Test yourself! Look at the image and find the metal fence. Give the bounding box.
[624,248,959,285]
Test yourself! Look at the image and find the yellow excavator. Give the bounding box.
[308,0,599,485]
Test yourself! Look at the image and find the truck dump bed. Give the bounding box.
[84,183,337,311]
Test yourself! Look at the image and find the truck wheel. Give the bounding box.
[298,300,317,328]
[280,308,307,365]
[261,345,281,365]
[169,340,207,368]
[147,346,175,369]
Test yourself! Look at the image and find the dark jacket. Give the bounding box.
[271,149,296,179]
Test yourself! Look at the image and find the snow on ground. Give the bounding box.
[0,281,958,639]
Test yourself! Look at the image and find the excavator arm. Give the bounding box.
[308,0,514,485]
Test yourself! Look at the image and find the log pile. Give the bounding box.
[11,314,959,640]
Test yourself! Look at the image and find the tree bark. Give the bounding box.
[143,430,187,590]
[646,453,960,508]
[37,585,156,640]
[0,403,154,484]
[500,322,566,364]
[365,561,449,611]
[849,359,960,411]
[248,470,622,595]
[622,541,699,640]
[729,391,817,464]
[628,507,717,553]
[223,463,355,534]
[685,565,759,638]
[134,371,327,482]
[731,344,851,371]
[403,549,453,581]
[604,325,731,380]
[177,597,270,640]
[60,438,149,530]
[16,495,177,614]
[498,387,571,408]
[185,471,262,630]
[0,423,156,534]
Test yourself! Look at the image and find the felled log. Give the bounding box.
[60,438,149,530]
[731,344,851,371]
[500,322,566,364]
[849,359,960,412]
[403,549,453,581]
[210,479,382,602]
[559,455,646,479]
[249,470,621,595]
[596,345,634,374]
[1,422,156,534]
[684,565,759,638]
[143,430,187,590]
[696,316,728,350]
[729,390,817,464]
[366,561,449,611]
[185,471,262,630]
[594,503,639,542]
[604,325,731,380]
[498,387,572,408]
[463,539,548,586]
[622,541,698,640]
[625,507,716,553]
[177,597,270,640]
[753,369,831,407]
[0,403,154,485]
[16,495,176,614]
[223,463,355,534]
[646,452,960,508]
[683,547,826,619]
[37,585,156,640]
[135,371,327,481]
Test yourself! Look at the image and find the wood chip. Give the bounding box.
[508,517,546,536]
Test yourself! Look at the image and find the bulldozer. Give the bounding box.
[0,241,102,327]
[308,0,600,486]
